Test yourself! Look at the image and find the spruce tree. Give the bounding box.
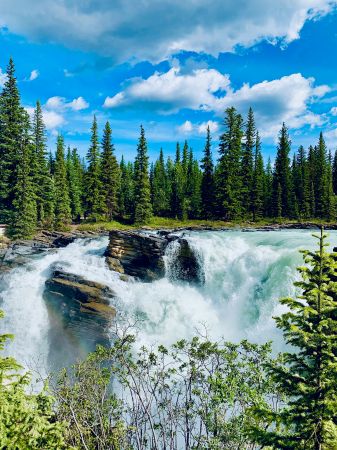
[294,146,310,219]
[272,123,292,217]
[201,126,215,219]
[242,107,255,217]
[32,100,54,227]
[8,112,37,239]
[119,157,134,219]
[186,148,202,219]
[66,147,83,222]
[253,229,337,448]
[152,149,169,216]
[54,135,71,229]
[216,107,244,220]
[101,122,120,221]
[315,133,329,218]
[0,58,25,223]
[251,132,265,220]
[264,157,273,217]
[332,150,337,195]
[85,116,104,221]
[133,125,152,224]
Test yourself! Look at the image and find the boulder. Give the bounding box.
[104,230,168,281]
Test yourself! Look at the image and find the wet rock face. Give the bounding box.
[105,230,204,284]
[44,269,116,368]
[105,230,168,281]
[172,238,205,284]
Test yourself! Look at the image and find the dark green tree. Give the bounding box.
[242,107,255,217]
[85,116,104,220]
[119,157,134,218]
[201,126,215,219]
[32,100,54,227]
[251,131,265,220]
[66,147,83,222]
[216,107,244,220]
[54,136,71,229]
[253,229,337,448]
[8,112,37,239]
[0,58,25,223]
[315,133,329,218]
[101,121,120,221]
[133,126,152,224]
[272,123,292,217]
[152,148,169,216]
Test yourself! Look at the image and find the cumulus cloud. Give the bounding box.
[0,1,334,62]
[330,106,337,116]
[198,120,219,134]
[104,67,230,113]
[25,105,65,130]
[0,68,7,87]
[46,95,89,111]
[29,69,39,81]
[106,66,329,136]
[177,121,193,134]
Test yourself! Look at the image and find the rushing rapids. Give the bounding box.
[0,229,335,375]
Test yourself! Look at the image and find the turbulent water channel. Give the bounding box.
[0,229,335,376]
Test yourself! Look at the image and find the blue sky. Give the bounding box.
[0,1,337,161]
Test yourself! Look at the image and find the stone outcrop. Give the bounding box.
[44,268,116,367]
[45,269,116,319]
[104,230,168,281]
[105,230,204,284]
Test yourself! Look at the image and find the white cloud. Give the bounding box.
[177,120,193,134]
[198,120,219,134]
[68,96,89,111]
[0,1,334,62]
[42,110,65,129]
[330,106,337,116]
[106,67,329,136]
[46,95,89,111]
[29,69,39,81]
[104,67,230,113]
[0,68,7,88]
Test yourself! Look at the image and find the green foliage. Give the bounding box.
[85,116,105,221]
[101,121,120,220]
[252,229,337,449]
[133,125,152,224]
[54,135,71,229]
[201,126,215,219]
[66,147,83,222]
[0,310,69,449]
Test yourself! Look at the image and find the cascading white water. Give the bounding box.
[0,229,335,374]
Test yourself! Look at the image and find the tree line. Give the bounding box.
[2,229,337,448]
[1,58,337,239]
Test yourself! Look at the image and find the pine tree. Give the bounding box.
[8,112,37,238]
[264,157,273,217]
[294,146,310,219]
[186,148,202,219]
[85,116,104,221]
[133,125,152,224]
[251,132,265,220]
[216,107,244,220]
[66,147,83,222]
[201,126,215,219]
[332,150,337,195]
[324,151,335,221]
[253,229,337,448]
[119,157,135,218]
[0,58,25,223]
[171,143,186,219]
[152,149,169,216]
[101,122,120,221]
[54,135,71,229]
[242,107,255,217]
[272,123,292,217]
[315,133,329,218]
[32,100,54,227]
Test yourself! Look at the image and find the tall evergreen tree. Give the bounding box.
[32,100,54,226]
[133,126,152,224]
[251,132,265,220]
[0,58,25,223]
[201,126,215,219]
[332,150,337,195]
[119,156,134,218]
[85,116,104,220]
[54,135,71,229]
[315,133,329,218]
[101,122,120,221]
[242,107,255,217]
[66,147,83,222]
[216,107,244,220]
[272,123,292,217]
[294,146,310,219]
[253,229,337,448]
[8,112,37,238]
[152,149,169,216]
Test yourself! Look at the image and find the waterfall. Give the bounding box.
[0,229,334,374]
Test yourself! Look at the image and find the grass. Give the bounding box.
[75,216,332,233]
